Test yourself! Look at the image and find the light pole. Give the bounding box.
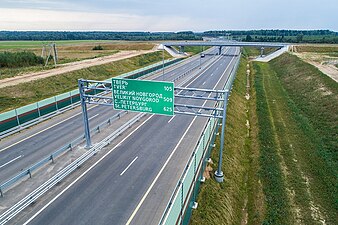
[214,90,229,183]
[162,46,165,79]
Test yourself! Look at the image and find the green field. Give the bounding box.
[0,40,114,50]
[294,44,338,53]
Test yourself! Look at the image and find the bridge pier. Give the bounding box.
[260,47,264,57]
[179,46,185,54]
[218,46,222,55]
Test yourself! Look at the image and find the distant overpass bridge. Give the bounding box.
[162,41,287,55]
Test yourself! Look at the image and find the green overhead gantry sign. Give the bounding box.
[112,78,174,116]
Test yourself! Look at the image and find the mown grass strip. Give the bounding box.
[0,51,171,113]
[190,55,265,225]
[254,62,292,224]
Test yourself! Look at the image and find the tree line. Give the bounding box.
[0,30,337,43]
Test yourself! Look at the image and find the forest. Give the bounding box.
[0,30,337,43]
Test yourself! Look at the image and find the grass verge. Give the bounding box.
[190,54,265,224]
[0,51,171,113]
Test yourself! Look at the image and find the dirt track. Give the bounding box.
[294,52,338,83]
[0,49,156,88]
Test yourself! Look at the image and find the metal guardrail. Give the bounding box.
[0,110,128,197]
[0,112,146,225]
[159,54,241,225]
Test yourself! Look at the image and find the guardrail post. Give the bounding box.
[54,96,59,111]
[70,91,73,107]
[78,79,92,149]
[14,109,21,127]
[37,102,41,118]
[215,90,229,183]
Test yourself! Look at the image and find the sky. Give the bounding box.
[0,0,337,31]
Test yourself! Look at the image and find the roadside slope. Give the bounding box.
[190,51,337,225]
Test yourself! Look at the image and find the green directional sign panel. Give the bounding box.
[112,78,174,116]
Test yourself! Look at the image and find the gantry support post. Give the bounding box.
[78,79,92,149]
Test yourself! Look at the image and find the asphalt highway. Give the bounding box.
[18,47,240,225]
[0,49,215,185]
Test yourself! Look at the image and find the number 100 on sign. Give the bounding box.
[112,78,174,116]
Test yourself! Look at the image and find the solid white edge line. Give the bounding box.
[120,156,138,176]
[0,155,23,169]
[167,115,176,123]
[22,114,154,225]
[88,113,100,121]
[126,47,236,225]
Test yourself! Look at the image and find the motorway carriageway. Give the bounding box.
[0,48,214,186]
[11,47,240,225]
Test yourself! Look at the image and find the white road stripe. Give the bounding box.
[0,155,23,169]
[167,115,176,123]
[88,114,99,121]
[202,81,206,85]
[120,156,138,176]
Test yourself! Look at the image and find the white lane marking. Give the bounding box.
[23,114,154,225]
[126,48,236,225]
[202,81,206,86]
[88,114,99,121]
[211,73,214,76]
[0,155,23,169]
[0,105,98,153]
[167,115,176,123]
[126,114,198,225]
[23,48,234,225]
[120,156,138,176]
[216,67,219,70]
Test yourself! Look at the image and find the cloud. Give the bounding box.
[0,8,206,31]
